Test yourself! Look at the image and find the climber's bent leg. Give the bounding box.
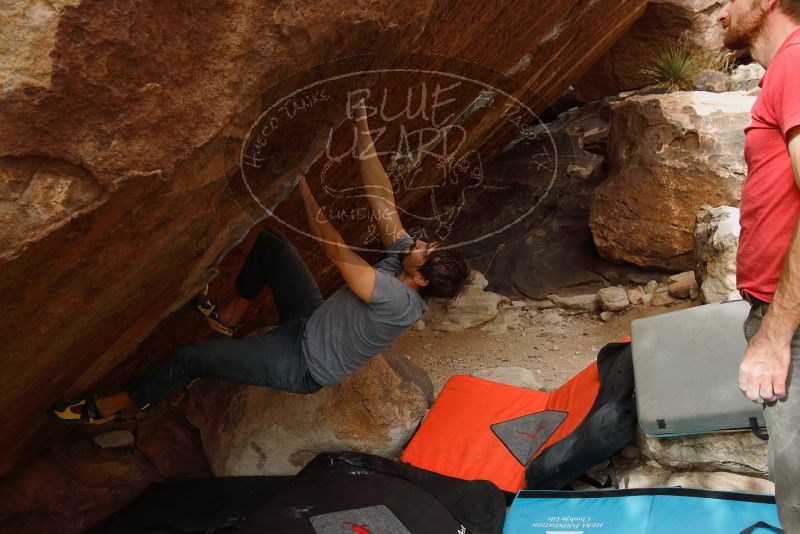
[125,316,321,410]
[234,228,324,321]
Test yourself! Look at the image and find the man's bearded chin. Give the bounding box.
[723,3,768,51]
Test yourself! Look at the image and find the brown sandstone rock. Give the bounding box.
[589,91,753,271]
[692,69,730,92]
[667,271,698,299]
[425,286,509,332]
[628,288,645,305]
[135,411,211,480]
[93,430,135,449]
[464,98,665,300]
[652,289,677,306]
[615,464,673,489]
[597,286,630,311]
[0,440,159,533]
[575,0,734,100]
[731,63,766,92]
[183,352,432,476]
[471,367,545,390]
[638,430,768,476]
[548,293,600,312]
[0,0,647,478]
[694,205,741,304]
[667,471,774,493]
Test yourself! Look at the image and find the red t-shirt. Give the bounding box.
[736,28,800,303]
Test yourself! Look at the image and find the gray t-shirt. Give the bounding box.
[302,233,427,386]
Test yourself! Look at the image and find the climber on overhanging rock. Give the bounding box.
[47,99,472,425]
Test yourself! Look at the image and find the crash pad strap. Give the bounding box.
[740,521,784,533]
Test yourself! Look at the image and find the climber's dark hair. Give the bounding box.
[418,248,472,300]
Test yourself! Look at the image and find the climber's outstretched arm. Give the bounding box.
[352,99,407,247]
[299,176,376,303]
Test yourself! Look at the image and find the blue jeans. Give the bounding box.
[127,229,324,410]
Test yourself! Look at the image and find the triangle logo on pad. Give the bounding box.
[490,410,568,465]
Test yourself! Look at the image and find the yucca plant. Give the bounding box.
[642,40,701,92]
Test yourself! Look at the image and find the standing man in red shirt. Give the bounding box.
[720,0,800,529]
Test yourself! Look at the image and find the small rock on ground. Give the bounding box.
[93,430,135,449]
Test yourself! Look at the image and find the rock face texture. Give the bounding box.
[458,98,666,300]
[638,430,768,476]
[694,205,741,303]
[0,440,159,533]
[424,271,513,332]
[575,0,732,100]
[667,471,774,494]
[183,353,432,476]
[589,91,753,271]
[0,0,648,478]
[135,412,211,480]
[731,63,766,92]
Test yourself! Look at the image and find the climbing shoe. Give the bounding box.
[47,397,121,425]
[192,293,240,338]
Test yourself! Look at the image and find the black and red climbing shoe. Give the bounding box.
[192,293,240,338]
[47,397,121,425]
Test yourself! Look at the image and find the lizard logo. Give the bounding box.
[490,410,568,465]
[342,521,372,534]
[515,419,548,441]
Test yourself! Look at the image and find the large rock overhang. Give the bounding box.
[0,0,646,476]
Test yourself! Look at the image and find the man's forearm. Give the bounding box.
[299,180,348,260]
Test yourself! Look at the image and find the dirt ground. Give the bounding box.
[391,299,697,396]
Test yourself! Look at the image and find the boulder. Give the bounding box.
[93,430,135,449]
[694,205,741,304]
[616,464,673,489]
[597,286,630,311]
[667,271,697,299]
[469,270,490,290]
[0,440,159,533]
[644,280,659,294]
[628,288,645,305]
[466,100,610,300]
[590,91,754,271]
[652,289,677,306]
[425,282,509,332]
[731,63,765,91]
[479,303,524,333]
[638,430,768,476]
[471,367,545,390]
[667,471,774,493]
[547,293,600,312]
[136,411,210,480]
[525,298,556,310]
[462,97,667,302]
[575,0,734,100]
[184,353,432,476]
[692,69,730,92]
[0,0,648,477]
[537,309,563,327]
